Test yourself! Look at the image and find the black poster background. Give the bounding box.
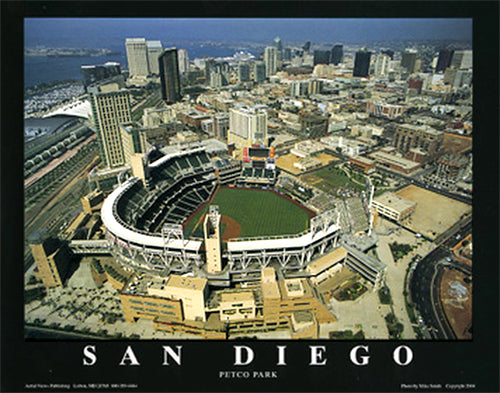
[1,2,498,392]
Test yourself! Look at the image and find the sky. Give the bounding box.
[25,18,472,47]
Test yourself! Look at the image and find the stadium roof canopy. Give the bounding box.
[24,116,78,135]
[43,99,91,119]
[227,223,340,252]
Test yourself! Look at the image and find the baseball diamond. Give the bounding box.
[183,187,314,239]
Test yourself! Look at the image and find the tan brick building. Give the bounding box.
[393,123,443,161]
[29,232,71,289]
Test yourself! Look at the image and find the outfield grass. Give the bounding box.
[183,187,311,238]
[311,167,365,192]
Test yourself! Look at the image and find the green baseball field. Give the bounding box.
[183,187,312,239]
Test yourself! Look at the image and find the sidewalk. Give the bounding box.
[376,235,417,339]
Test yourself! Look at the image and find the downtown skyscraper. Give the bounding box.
[264,46,278,78]
[330,45,343,65]
[435,49,454,72]
[353,49,371,77]
[126,38,149,78]
[88,81,132,168]
[146,40,163,75]
[159,48,182,104]
[178,49,190,75]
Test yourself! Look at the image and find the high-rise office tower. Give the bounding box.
[264,46,278,77]
[353,50,371,77]
[204,58,216,84]
[146,40,163,75]
[208,62,230,88]
[88,81,132,168]
[178,49,190,75]
[290,80,309,97]
[308,79,323,95]
[228,105,268,149]
[220,62,230,84]
[381,49,394,60]
[80,62,121,90]
[374,54,390,77]
[273,36,283,51]
[303,41,311,52]
[435,49,454,72]
[214,113,229,140]
[238,62,251,83]
[283,48,292,61]
[159,48,181,104]
[401,49,418,74]
[313,50,331,65]
[451,50,473,70]
[126,38,149,78]
[120,123,148,165]
[330,45,343,65]
[254,61,266,83]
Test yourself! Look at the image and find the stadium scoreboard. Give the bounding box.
[243,145,276,169]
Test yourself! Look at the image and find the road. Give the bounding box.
[24,155,98,272]
[408,220,472,339]
[376,166,472,205]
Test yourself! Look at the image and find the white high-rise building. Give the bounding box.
[228,105,268,149]
[290,80,308,97]
[264,46,278,78]
[126,38,149,78]
[374,54,390,77]
[88,82,132,168]
[146,40,163,75]
[178,49,190,75]
[451,50,473,70]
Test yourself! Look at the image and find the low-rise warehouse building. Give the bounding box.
[369,148,421,174]
[371,192,416,222]
[348,156,376,174]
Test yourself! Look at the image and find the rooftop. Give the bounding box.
[279,278,313,300]
[231,104,267,115]
[167,274,207,291]
[373,192,416,213]
[349,156,375,165]
[126,38,146,43]
[369,151,421,171]
[306,246,348,276]
[284,279,305,297]
[292,310,314,324]
[220,291,255,304]
[398,123,443,137]
[260,268,281,299]
[146,40,162,49]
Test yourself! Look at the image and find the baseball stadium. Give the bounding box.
[100,145,343,285]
